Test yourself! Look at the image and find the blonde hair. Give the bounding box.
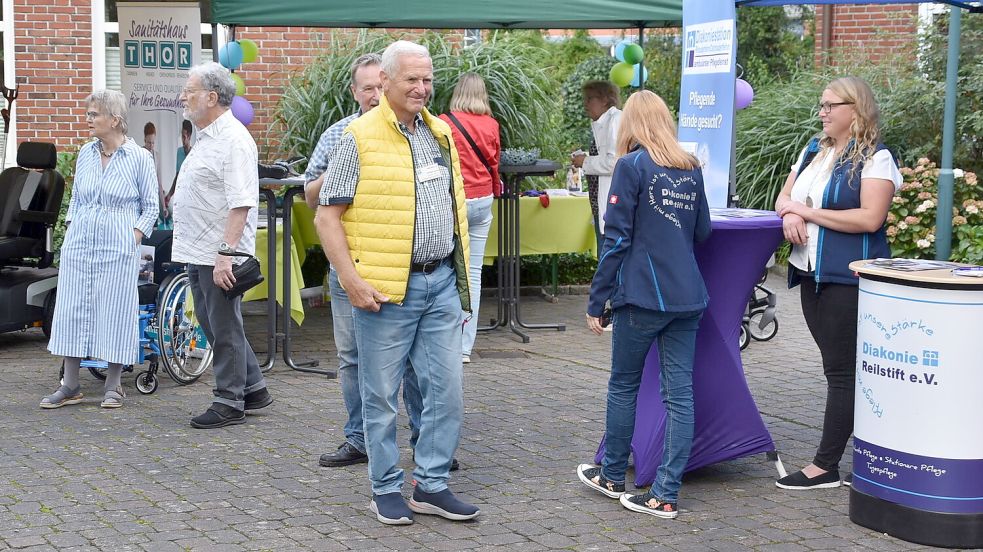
[448,73,492,115]
[616,90,698,170]
[814,76,881,179]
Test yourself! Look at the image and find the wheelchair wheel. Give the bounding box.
[136,369,158,395]
[87,365,108,380]
[739,323,750,350]
[748,309,779,342]
[42,290,56,338]
[157,272,213,385]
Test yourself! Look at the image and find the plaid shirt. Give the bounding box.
[304,111,360,183]
[320,114,455,263]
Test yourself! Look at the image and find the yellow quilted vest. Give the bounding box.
[341,96,471,309]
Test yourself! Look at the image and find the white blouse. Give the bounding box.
[787,146,903,273]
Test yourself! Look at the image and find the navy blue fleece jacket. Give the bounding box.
[587,147,712,316]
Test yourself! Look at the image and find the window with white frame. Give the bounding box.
[1,0,13,167]
[99,0,215,91]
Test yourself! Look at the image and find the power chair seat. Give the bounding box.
[0,142,65,268]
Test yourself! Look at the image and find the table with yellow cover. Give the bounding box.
[483,195,597,265]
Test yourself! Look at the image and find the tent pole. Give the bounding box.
[212,24,219,62]
[636,24,645,90]
[935,6,960,260]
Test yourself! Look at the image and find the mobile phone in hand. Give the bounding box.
[599,306,613,328]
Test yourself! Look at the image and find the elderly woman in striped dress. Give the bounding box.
[41,89,159,409]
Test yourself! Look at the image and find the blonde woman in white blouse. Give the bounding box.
[773,76,902,490]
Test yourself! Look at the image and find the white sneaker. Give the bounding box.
[462,355,471,364]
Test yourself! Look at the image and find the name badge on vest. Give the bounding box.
[417,163,446,183]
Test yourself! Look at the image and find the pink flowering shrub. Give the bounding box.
[887,157,982,263]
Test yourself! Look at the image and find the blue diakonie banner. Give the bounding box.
[677,0,737,208]
[117,2,201,220]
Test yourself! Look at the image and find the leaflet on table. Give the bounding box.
[865,258,963,272]
[709,208,774,219]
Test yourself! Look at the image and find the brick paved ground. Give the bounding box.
[0,273,957,551]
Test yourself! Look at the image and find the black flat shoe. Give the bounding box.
[319,442,368,467]
[776,469,841,490]
[244,388,273,411]
[191,403,245,429]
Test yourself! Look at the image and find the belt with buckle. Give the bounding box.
[410,256,448,274]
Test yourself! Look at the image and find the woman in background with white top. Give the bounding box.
[774,76,902,490]
[572,81,622,251]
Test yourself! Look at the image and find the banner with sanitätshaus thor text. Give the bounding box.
[117,2,201,222]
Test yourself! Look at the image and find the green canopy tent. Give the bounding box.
[209,0,682,29]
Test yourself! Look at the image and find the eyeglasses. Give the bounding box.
[818,101,854,114]
[85,111,101,120]
[181,87,208,96]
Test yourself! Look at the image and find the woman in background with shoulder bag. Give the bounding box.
[439,73,501,364]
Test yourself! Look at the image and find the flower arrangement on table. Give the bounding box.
[886,157,982,264]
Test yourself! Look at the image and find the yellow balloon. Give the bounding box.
[609,62,634,88]
[231,73,246,96]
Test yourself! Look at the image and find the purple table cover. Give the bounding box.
[595,211,785,486]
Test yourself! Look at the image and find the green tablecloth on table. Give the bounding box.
[245,224,306,325]
[484,195,597,265]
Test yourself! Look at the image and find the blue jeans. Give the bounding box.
[601,305,703,503]
[353,260,464,495]
[462,195,493,356]
[328,269,422,454]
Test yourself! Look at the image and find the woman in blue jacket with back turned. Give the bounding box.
[577,90,711,519]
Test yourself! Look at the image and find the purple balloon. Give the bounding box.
[231,95,254,126]
[735,78,754,110]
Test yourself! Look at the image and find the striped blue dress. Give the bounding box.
[48,138,159,365]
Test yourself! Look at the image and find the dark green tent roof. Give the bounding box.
[210,0,682,29]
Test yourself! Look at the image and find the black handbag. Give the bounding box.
[218,250,264,299]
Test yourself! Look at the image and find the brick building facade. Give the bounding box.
[813,3,921,67]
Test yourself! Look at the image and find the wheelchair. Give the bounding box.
[74,232,214,394]
[0,142,63,337]
[739,268,779,351]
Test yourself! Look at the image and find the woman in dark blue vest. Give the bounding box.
[576,90,711,519]
[774,77,902,490]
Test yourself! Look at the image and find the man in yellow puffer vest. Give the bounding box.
[315,40,477,526]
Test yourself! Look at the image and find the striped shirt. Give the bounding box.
[304,111,359,183]
[171,110,259,266]
[321,114,455,263]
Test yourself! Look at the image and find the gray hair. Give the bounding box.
[86,89,129,134]
[189,61,236,107]
[350,53,382,87]
[381,41,430,77]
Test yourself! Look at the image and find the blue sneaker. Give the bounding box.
[369,492,413,525]
[408,488,480,521]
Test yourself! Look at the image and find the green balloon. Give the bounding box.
[609,62,634,88]
[231,73,246,96]
[238,39,259,63]
[623,44,644,65]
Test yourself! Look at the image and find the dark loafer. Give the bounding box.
[319,442,368,467]
[190,403,245,429]
[244,388,273,411]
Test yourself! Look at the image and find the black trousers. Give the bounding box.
[799,279,859,472]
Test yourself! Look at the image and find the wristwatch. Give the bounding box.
[218,241,234,254]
